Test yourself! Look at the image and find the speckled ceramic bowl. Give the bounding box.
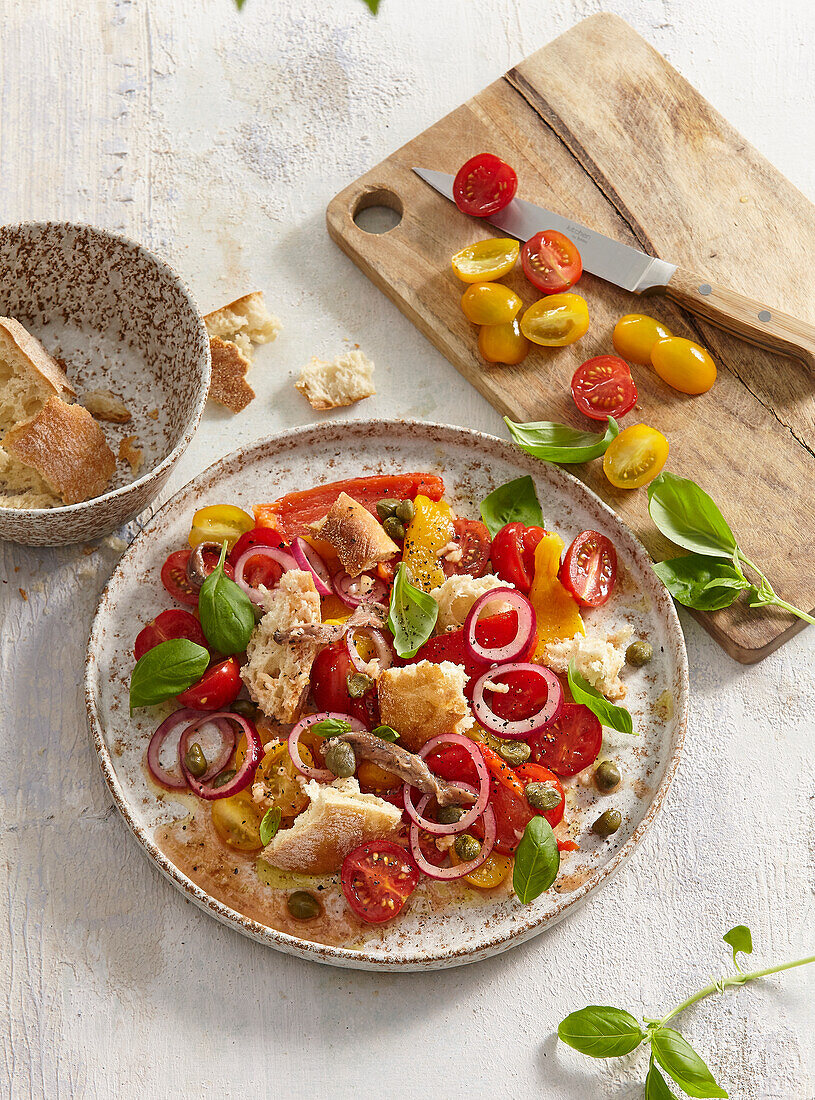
[0,221,210,545]
[86,420,689,970]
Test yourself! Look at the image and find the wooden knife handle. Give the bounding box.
[663,267,815,369]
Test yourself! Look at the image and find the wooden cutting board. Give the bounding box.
[326,13,815,663]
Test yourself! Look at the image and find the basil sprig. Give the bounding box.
[505,416,619,464]
[567,663,634,735]
[387,564,439,658]
[198,542,256,655]
[648,473,815,625]
[480,474,544,537]
[372,724,400,742]
[129,638,210,711]
[512,815,560,903]
[259,806,282,847]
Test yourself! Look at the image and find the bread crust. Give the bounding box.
[208,337,255,413]
[309,491,398,577]
[0,316,75,402]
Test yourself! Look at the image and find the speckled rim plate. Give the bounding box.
[86,419,688,970]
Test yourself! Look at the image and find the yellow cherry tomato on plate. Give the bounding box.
[478,319,530,365]
[650,336,717,395]
[612,313,672,365]
[253,742,313,819]
[603,424,669,489]
[211,791,262,851]
[451,238,520,283]
[520,293,590,346]
[449,845,513,888]
[460,282,523,326]
[189,504,254,549]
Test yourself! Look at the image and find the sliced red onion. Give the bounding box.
[291,537,332,596]
[147,707,203,789]
[287,711,367,782]
[346,627,394,673]
[179,712,262,800]
[234,545,297,606]
[410,800,496,880]
[471,662,563,740]
[463,588,536,665]
[177,714,235,782]
[402,737,490,836]
[333,569,388,608]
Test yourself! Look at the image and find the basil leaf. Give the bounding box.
[480,475,543,537]
[647,473,737,559]
[311,718,353,739]
[557,1005,645,1058]
[567,663,633,735]
[362,0,381,10]
[651,1028,728,1098]
[723,924,753,968]
[512,815,559,903]
[372,724,400,742]
[129,638,210,711]
[259,806,282,847]
[646,1059,679,1100]
[387,564,439,658]
[652,556,749,612]
[198,542,256,656]
[505,416,619,464]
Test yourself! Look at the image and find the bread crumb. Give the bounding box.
[18,587,27,600]
[430,573,512,633]
[79,389,132,423]
[147,408,159,420]
[295,350,375,410]
[542,627,633,702]
[118,435,144,475]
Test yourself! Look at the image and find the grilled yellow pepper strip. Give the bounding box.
[401,494,455,592]
[529,532,584,652]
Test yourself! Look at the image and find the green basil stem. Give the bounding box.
[734,552,815,625]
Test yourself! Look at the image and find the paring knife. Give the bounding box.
[412,167,815,369]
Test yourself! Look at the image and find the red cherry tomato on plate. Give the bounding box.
[341,840,419,923]
[515,762,565,828]
[229,526,286,565]
[571,356,638,421]
[481,666,553,726]
[559,530,617,608]
[453,153,518,218]
[160,547,234,607]
[422,742,480,786]
[310,640,378,727]
[489,522,546,594]
[527,702,602,777]
[521,230,582,294]
[176,657,242,711]
[442,518,491,578]
[482,778,533,856]
[134,609,207,661]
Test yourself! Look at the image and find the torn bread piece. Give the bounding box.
[295,349,375,411]
[309,491,398,577]
[79,389,132,423]
[118,434,144,475]
[377,660,473,753]
[208,337,255,413]
[2,396,116,505]
[430,572,513,634]
[541,626,634,701]
[0,447,62,508]
[204,291,280,358]
[0,316,75,432]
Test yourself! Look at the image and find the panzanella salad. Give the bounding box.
[132,473,645,935]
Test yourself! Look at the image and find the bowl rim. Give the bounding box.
[0,219,211,516]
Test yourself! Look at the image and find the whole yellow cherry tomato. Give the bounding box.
[211,791,262,851]
[478,319,530,365]
[189,504,253,549]
[451,238,520,283]
[612,313,672,365]
[651,336,717,395]
[520,293,590,346]
[603,424,669,489]
[460,282,523,326]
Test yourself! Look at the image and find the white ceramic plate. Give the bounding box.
[85,420,688,971]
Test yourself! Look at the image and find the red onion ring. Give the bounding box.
[410,799,497,880]
[346,627,394,673]
[402,736,490,835]
[287,711,367,782]
[471,662,563,739]
[234,546,297,606]
[463,587,536,665]
[333,569,388,608]
[177,714,235,782]
[291,537,332,596]
[179,712,262,799]
[147,708,204,789]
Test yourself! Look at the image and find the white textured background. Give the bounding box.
[1,1,813,1097]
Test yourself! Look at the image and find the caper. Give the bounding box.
[498,739,531,766]
[287,890,321,920]
[212,768,236,788]
[324,740,356,779]
[383,516,406,542]
[626,639,653,667]
[183,742,208,778]
[454,833,481,862]
[347,672,374,698]
[395,499,415,526]
[592,809,622,837]
[231,698,259,721]
[376,498,400,522]
[437,805,465,825]
[594,759,621,793]
[525,782,562,813]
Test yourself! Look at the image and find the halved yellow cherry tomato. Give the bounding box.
[520,293,589,346]
[603,424,669,489]
[253,742,313,819]
[357,760,402,791]
[188,504,254,549]
[461,282,523,326]
[651,336,717,395]
[211,791,262,851]
[450,845,512,888]
[612,313,672,365]
[478,319,530,365]
[451,238,520,283]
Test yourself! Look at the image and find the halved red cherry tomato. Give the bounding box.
[521,230,582,294]
[453,153,518,218]
[489,522,546,594]
[229,526,286,566]
[559,530,618,608]
[571,356,638,422]
[405,611,536,696]
[310,640,378,727]
[160,548,234,607]
[341,840,419,923]
[483,666,553,726]
[422,742,479,786]
[515,762,565,828]
[483,778,533,855]
[134,609,207,661]
[176,657,242,711]
[527,702,602,777]
[442,518,491,578]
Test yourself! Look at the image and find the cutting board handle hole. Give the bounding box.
[352,187,403,234]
